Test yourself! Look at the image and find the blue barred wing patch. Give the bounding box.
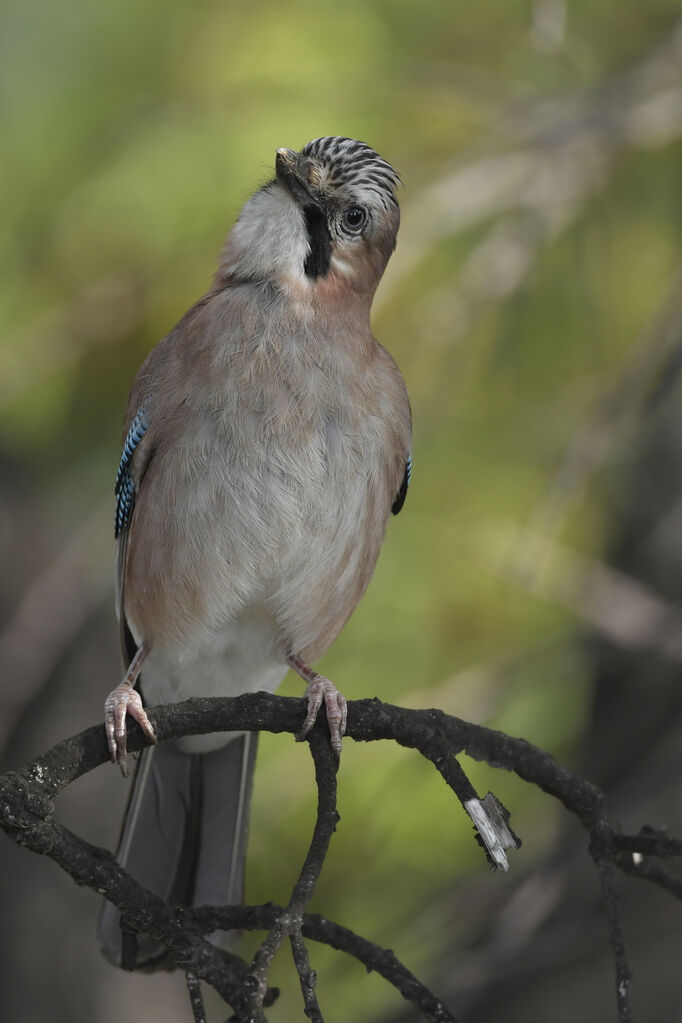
[115,407,149,538]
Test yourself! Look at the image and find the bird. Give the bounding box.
[98,136,412,969]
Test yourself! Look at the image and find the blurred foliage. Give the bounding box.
[2,0,682,1020]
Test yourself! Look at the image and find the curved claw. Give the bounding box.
[297,675,347,762]
[104,681,156,776]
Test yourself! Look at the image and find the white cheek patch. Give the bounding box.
[224,187,312,285]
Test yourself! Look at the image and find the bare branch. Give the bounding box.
[0,692,679,1023]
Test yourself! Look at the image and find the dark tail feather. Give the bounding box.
[98,732,258,970]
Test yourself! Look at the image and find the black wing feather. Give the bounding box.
[392,455,412,515]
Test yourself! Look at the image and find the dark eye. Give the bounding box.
[342,206,367,232]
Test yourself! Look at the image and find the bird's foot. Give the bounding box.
[287,654,347,761]
[299,675,347,761]
[104,643,155,775]
[104,681,156,775]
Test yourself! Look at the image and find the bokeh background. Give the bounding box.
[2,1,682,1020]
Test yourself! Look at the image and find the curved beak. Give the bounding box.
[275,148,318,207]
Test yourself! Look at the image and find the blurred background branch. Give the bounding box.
[381,20,682,319]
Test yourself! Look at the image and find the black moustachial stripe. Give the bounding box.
[303,203,332,278]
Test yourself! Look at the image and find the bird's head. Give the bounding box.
[219,137,400,307]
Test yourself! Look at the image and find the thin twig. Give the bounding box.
[615,854,682,901]
[185,970,207,1023]
[412,731,520,869]
[590,822,634,1023]
[248,732,338,1013]
[289,932,323,1022]
[613,831,682,859]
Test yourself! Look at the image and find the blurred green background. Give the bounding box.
[2,1,682,1020]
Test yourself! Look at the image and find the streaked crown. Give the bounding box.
[301,137,400,212]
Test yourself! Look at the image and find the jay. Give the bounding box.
[99,137,412,968]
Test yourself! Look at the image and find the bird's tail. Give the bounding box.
[98,732,257,970]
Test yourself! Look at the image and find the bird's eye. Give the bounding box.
[342,206,367,232]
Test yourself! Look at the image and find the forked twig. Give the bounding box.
[247,732,338,1016]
